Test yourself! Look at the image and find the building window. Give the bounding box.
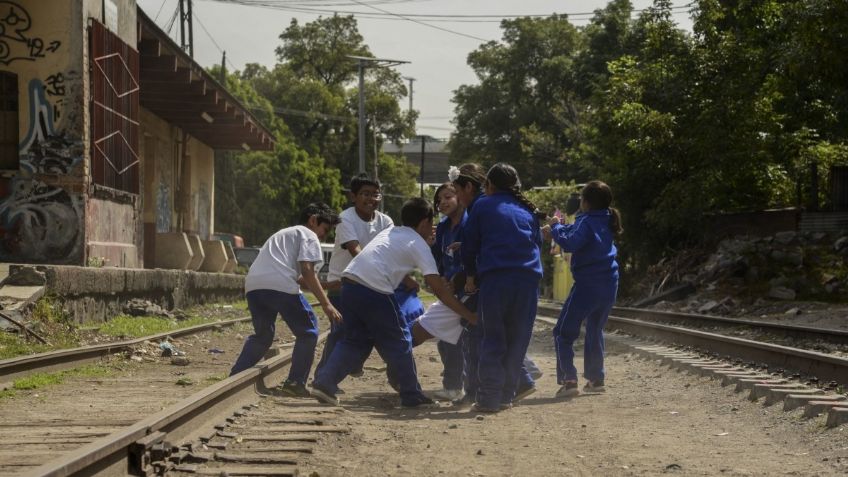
[0,72,18,170]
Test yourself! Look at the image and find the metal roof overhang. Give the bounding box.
[137,9,274,151]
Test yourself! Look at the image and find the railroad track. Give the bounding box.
[0,318,252,385]
[537,303,848,386]
[6,329,332,477]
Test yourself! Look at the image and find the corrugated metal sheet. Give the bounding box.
[89,19,139,194]
[799,212,848,232]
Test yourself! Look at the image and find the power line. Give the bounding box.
[204,0,693,23]
[349,0,489,42]
[192,9,241,71]
[154,0,170,21]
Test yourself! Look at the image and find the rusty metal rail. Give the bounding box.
[537,304,848,386]
[20,330,328,477]
[0,318,251,384]
[611,305,848,345]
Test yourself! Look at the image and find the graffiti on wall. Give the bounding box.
[0,1,61,66]
[196,183,211,239]
[0,179,83,262]
[18,78,82,174]
[156,180,171,233]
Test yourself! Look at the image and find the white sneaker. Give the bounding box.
[433,388,464,400]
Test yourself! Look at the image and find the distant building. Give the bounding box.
[0,1,273,271]
[383,136,450,186]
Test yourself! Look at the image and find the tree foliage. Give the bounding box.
[213,15,416,243]
[451,0,848,267]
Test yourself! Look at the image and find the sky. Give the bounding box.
[137,0,694,139]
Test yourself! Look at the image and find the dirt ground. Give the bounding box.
[301,321,848,476]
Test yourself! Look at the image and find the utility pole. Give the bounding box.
[348,55,410,175]
[357,59,366,175]
[404,77,415,114]
[179,0,194,57]
[419,135,425,197]
[219,51,226,83]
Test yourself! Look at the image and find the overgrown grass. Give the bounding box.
[0,364,115,400]
[0,296,77,360]
[99,315,221,338]
[1,298,248,359]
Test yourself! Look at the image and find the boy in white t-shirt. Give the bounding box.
[314,174,394,376]
[311,198,478,408]
[230,203,343,397]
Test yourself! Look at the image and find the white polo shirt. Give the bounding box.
[327,207,394,281]
[245,225,323,294]
[343,226,439,294]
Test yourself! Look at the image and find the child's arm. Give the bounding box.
[547,217,591,252]
[299,261,343,324]
[424,274,477,325]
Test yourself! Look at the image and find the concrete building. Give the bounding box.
[0,1,273,271]
[383,136,450,186]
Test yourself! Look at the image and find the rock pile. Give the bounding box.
[641,231,848,315]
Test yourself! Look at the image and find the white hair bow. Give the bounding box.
[448,166,460,182]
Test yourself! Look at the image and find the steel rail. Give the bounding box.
[536,307,848,386]
[539,302,848,345]
[0,317,251,384]
[22,330,329,477]
[612,305,848,345]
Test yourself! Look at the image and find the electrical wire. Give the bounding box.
[348,0,489,41]
[154,0,170,21]
[203,0,693,23]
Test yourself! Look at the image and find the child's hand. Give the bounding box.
[447,241,461,252]
[549,216,562,226]
[541,225,552,241]
[464,276,478,294]
[323,303,343,324]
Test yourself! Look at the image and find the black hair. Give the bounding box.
[581,180,623,236]
[565,192,581,216]
[486,163,546,220]
[349,173,381,194]
[433,182,456,208]
[299,202,341,226]
[401,197,434,227]
[451,163,486,193]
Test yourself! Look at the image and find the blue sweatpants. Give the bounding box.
[554,277,618,383]
[230,289,319,385]
[437,339,464,390]
[476,270,539,408]
[314,293,344,376]
[313,281,426,405]
[316,287,420,377]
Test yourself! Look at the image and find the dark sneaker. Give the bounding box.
[310,384,339,406]
[513,384,537,403]
[452,394,475,408]
[471,402,501,413]
[583,380,605,393]
[499,402,513,411]
[279,380,310,398]
[350,368,365,378]
[555,381,579,398]
[402,395,439,409]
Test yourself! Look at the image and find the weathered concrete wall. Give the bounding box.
[9,264,245,323]
[0,0,86,265]
[0,0,139,266]
[140,107,216,267]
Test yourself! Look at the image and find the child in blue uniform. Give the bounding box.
[429,182,467,400]
[230,203,343,397]
[311,198,478,408]
[542,180,621,397]
[449,163,487,406]
[462,163,545,412]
